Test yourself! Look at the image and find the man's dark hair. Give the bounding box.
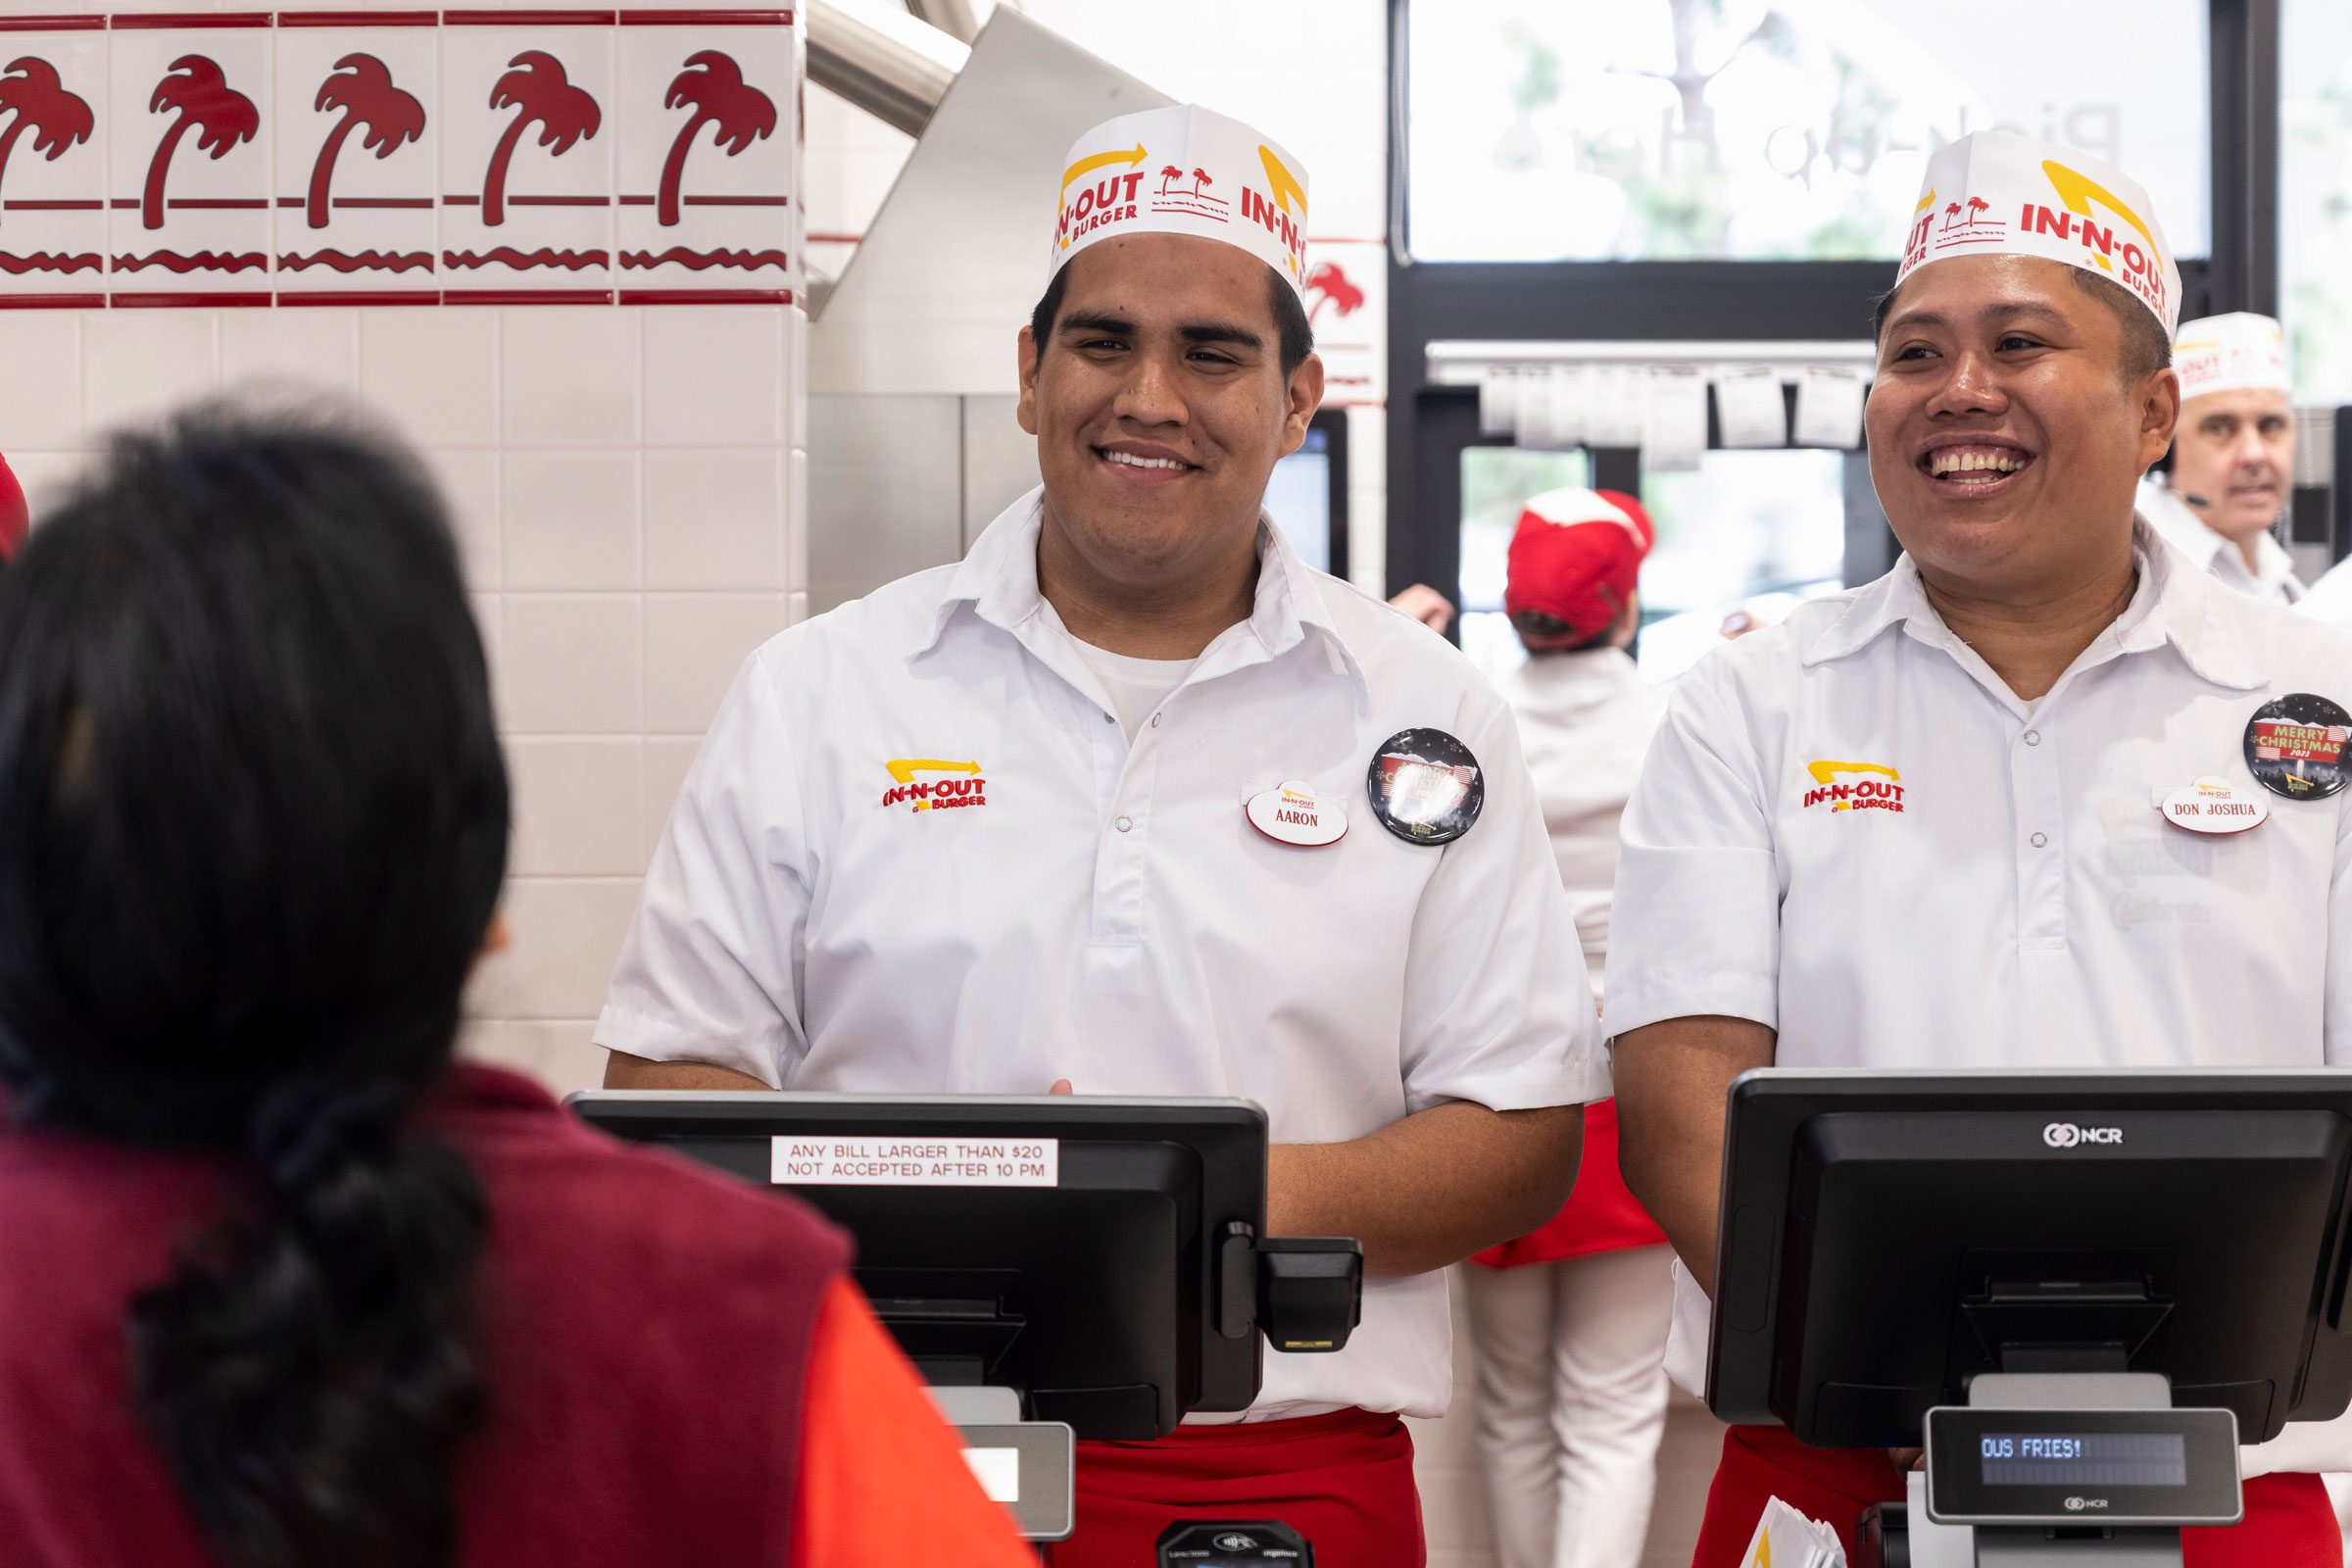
[1030,259,1315,378]
[1510,608,1617,654]
[0,404,507,1568]
[1871,268,2172,384]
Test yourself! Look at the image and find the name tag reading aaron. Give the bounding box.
[770,1136,1060,1188]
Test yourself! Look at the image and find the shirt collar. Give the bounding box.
[2138,478,2305,603]
[915,485,1371,704]
[1800,516,2267,692]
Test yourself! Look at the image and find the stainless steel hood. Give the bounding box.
[808,8,1173,397]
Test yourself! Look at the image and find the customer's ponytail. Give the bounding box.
[0,406,510,1568]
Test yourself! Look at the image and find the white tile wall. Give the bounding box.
[4,293,808,1110]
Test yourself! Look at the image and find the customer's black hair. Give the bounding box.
[1509,608,1618,654]
[1030,257,1315,377]
[1871,267,2172,384]
[0,404,509,1568]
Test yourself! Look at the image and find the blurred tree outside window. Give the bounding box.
[1406,0,2212,264]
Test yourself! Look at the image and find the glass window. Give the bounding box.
[1266,425,1335,573]
[2283,2,2352,405]
[1458,447,1846,686]
[1406,0,2211,264]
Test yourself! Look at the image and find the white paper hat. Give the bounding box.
[1051,105,1309,294]
[1895,131,2180,336]
[2174,312,2289,400]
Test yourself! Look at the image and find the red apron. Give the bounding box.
[1690,1425,2342,1568]
[1047,1407,1424,1568]
[1474,1099,1667,1268]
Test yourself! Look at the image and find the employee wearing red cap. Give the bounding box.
[0,453,27,562]
[1463,487,1674,1568]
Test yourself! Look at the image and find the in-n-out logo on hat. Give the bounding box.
[1895,130,2180,336]
[1051,104,1309,294]
[2174,312,2289,401]
[1501,486,1652,650]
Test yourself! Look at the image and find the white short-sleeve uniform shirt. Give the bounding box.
[1603,520,2352,1400]
[596,487,1609,1421]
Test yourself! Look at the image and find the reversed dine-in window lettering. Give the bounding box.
[1404,0,2213,265]
[2283,2,2352,404]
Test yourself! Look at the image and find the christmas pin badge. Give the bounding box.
[1366,728,1484,846]
[2156,775,2269,835]
[2243,694,2352,802]
[1247,779,1348,847]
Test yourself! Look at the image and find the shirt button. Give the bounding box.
[2030,831,2048,848]
[1115,815,1134,833]
[1102,711,1115,724]
[2023,729,2041,747]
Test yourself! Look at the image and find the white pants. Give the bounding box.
[1461,1246,1675,1568]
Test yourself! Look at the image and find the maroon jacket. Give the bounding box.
[0,1065,849,1566]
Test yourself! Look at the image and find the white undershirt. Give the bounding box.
[1071,635,1196,739]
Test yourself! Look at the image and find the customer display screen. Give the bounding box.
[1978,1431,2187,1488]
[1924,1406,2240,1526]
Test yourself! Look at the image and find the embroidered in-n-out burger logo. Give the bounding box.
[1800,760,1905,813]
[880,758,987,813]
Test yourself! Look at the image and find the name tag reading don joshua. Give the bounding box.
[771,1136,1060,1188]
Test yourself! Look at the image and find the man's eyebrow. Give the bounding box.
[1058,310,1134,337]
[1179,319,1264,351]
[1054,311,1265,352]
[1884,301,2069,336]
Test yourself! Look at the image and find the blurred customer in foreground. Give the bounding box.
[1464,488,1673,1568]
[0,451,25,562]
[0,407,1031,1568]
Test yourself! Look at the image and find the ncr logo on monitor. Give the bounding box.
[2044,1122,2125,1149]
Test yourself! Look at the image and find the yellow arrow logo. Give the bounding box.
[2040,159,2159,276]
[1913,186,1936,216]
[1258,144,1306,219]
[886,759,982,784]
[1061,143,1147,193]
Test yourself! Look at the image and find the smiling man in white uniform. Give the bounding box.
[593,104,1602,1566]
[1606,130,2352,1565]
[2138,311,2303,604]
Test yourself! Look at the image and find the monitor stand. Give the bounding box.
[1959,1373,2180,1567]
[1864,1372,2239,1568]
[928,1383,1076,1543]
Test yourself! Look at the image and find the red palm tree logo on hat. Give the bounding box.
[0,58,93,220]
[1190,167,1212,198]
[142,56,258,231]
[481,50,600,227]
[1157,163,1184,195]
[306,54,424,229]
[657,51,775,228]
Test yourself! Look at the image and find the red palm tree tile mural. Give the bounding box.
[276,16,438,304]
[615,19,793,304]
[0,24,105,308]
[108,19,271,307]
[441,21,616,303]
[11,9,797,310]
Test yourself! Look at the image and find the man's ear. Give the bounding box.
[1016,325,1042,436]
[1279,352,1326,457]
[2138,366,2181,473]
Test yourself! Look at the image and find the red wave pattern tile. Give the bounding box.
[445,247,611,271]
[0,253,102,274]
[277,249,436,273]
[113,250,270,273]
[619,246,787,271]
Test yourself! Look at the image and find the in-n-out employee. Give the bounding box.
[1606,128,2352,1566]
[594,100,1606,1565]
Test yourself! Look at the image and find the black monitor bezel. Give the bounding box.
[1706,1068,2352,1446]
[566,1091,1270,1430]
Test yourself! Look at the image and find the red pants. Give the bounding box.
[1691,1425,2343,1568]
[1046,1407,1425,1568]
